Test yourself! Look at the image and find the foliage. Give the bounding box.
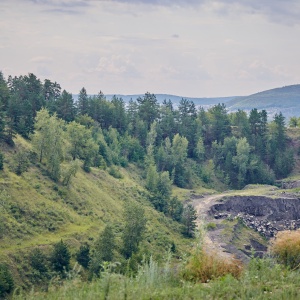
[181,248,243,282]
[0,151,3,170]
[122,202,147,259]
[12,149,30,175]
[89,225,116,276]
[271,230,300,269]
[62,160,80,186]
[76,243,90,269]
[181,204,197,238]
[108,166,123,179]
[50,240,71,274]
[17,255,300,300]
[0,263,14,297]
[28,248,50,284]
[32,109,64,181]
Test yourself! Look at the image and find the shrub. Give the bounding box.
[108,166,123,179]
[12,149,30,175]
[50,240,71,274]
[76,243,90,269]
[206,222,217,231]
[0,151,3,170]
[271,230,300,269]
[0,263,14,297]
[181,249,243,283]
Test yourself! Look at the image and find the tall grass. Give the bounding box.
[181,248,243,283]
[13,255,300,300]
[271,230,300,269]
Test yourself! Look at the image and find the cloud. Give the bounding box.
[237,60,291,81]
[106,0,300,25]
[29,0,89,14]
[30,56,54,63]
[157,64,211,81]
[171,34,179,38]
[27,0,300,25]
[94,55,140,78]
[37,65,52,77]
[30,0,89,8]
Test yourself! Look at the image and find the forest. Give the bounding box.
[0,72,294,189]
[0,71,298,299]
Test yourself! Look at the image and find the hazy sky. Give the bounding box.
[1,0,300,97]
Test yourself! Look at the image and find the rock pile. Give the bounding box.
[210,195,300,238]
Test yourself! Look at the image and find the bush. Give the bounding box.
[12,149,30,175]
[50,240,71,274]
[76,243,90,269]
[29,248,50,284]
[206,222,217,231]
[271,230,300,269]
[108,166,123,179]
[0,151,3,170]
[0,263,14,297]
[181,249,243,283]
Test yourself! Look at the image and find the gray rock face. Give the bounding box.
[210,196,300,238]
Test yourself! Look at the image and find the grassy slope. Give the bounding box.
[0,136,192,288]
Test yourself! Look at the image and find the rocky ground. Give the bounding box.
[191,188,300,262]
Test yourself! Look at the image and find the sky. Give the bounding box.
[1,0,300,97]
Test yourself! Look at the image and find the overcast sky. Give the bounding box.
[1,0,300,97]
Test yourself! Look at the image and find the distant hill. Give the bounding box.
[226,85,300,120]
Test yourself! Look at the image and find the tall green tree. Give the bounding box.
[77,87,89,116]
[43,79,61,114]
[178,98,198,156]
[32,109,64,181]
[122,202,147,259]
[0,71,10,110]
[181,204,197,238]
[171,134,189,187]
[7,73,44,137]
[232,138,251,188]
[207,104,231,144]
[56,90,76,122]
[137,92,160,129]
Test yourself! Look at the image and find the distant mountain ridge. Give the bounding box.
[226,84,300,119]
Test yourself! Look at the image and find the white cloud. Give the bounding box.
[94,55,140,78]
[30,56,53,63]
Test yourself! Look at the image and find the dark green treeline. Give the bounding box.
[0,71,294,193]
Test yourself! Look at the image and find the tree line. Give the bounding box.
[0,71,295,212]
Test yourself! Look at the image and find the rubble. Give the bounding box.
[210,195,300,238]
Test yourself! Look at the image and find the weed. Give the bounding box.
[270,230,300,269]
[206,222,217,231]
[181,248,243,283]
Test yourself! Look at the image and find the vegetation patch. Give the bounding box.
[271,230,300,269]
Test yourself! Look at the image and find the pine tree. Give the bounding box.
[182,204,197,238]
[50,240,71,274]
[76,243,90,269]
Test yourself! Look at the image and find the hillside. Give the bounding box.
[0,135,194,291]
[226,84,300,119]
[2,72,300,298]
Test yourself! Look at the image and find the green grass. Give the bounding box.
[12,257,300,300]
[221,219,267,253]
[0,136,192,290]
